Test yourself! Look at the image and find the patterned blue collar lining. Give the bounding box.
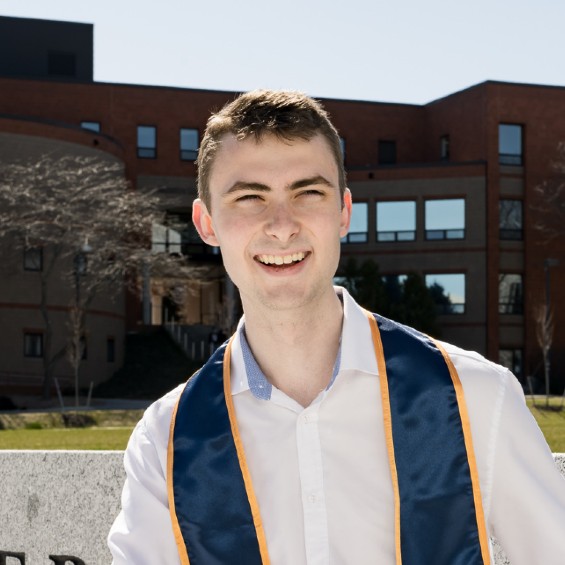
[239,326,342,401]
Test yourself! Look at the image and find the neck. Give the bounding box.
[241,288,344,407]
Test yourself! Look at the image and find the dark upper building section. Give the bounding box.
[0,16,93,81]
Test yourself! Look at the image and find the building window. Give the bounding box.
[81,121,100,133]
[74,252,88,276]
[499,200,523,240]
[499,273,523,314]
[180,128,199,161]
[499,124,523,165]
[23,247,43,271]
[47,51,76,77]
[107,337,116,363]
[425,198,465,240]
[376,201,416,242]
[378,140,397,165]
[24,332,43,358]
[152,223,182,254]
[440,135,450,161]
[342,202,368,243]
[80,336,88,360]
[137,125,157,158]
[425,273,466,314]
[499,348,523,380]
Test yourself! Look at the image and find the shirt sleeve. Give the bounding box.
[107,416,181,565]
[488,371,565,565]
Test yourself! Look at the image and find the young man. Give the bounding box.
[108,90,565,564]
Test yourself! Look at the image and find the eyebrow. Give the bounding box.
[225,175,334,196]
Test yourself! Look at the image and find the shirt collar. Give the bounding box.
[230,286,379,397]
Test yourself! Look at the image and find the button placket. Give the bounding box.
[296,406,329,565]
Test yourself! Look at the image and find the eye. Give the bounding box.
[235,193,263,203]
[299,189,324,197]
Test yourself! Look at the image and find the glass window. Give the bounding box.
[180,128,199,161]
[81,121,100,133]
[137,125,157,158]
[342,202,368,243]
[378,140,397,165]
[24,247,43,271]
[425,199,465,240]
[499,200,523,240]
[499,124,523,165]
[440,135,450,160]
[74,253,88,276]
[152,223,182,254]
[499,348,523,380]
[499,273,523,314]
[376,201,416,242]
[24,332,43,358]
[425,273,466,314]
[80,336,88,361]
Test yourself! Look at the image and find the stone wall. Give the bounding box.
[0,451,563,564]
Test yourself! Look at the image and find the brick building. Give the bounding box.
[0,16,563,393]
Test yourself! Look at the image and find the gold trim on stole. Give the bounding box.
[167,385,191,565]
[432,339,491,565]
[223,339,271,565]
[365,311,403,565]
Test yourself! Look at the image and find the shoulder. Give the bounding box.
[438,339,514,395]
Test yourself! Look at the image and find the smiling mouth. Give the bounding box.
[256,251,307,266]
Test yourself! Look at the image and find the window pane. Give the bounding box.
[425,199,465,240]
[499,274,523,314]
[137,126,156,158]
[376,201,416,242]
[342,202,368,243]
[180,128,199,160]
[24,247,43,271]
[81,121,100,133]
[425,273,466,315]
[499,348,523,379]
[440,135,450,160]
[24,333,43,358]
[378,140,397,165]
[138,126,156,147]
[499,200,523,240]
[499,124,523,165]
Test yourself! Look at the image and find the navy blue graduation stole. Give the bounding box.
[167,313,491,564]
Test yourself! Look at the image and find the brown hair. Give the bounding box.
[197,89,346,209]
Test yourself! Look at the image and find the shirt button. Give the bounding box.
[308,494,317,504]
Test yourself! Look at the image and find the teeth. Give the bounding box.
[258,252,306,265]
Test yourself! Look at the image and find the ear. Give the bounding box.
[339,188,352,238]
[192,198,220,247]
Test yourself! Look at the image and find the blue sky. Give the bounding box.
[1,0,563,104]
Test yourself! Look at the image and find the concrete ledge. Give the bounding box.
[0,451,563,564]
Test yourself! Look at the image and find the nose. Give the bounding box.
[264,202,300,243]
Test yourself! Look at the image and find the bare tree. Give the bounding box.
[0,155,202,398]
[533,141,565,241]
[534,303,555,409]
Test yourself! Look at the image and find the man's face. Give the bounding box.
[193,133,351,313]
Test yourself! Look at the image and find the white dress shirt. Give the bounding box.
[108,288,565,564]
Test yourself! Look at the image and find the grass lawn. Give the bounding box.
[0,426,134,450]
[527,397,565,453]
[0,398,564,452]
